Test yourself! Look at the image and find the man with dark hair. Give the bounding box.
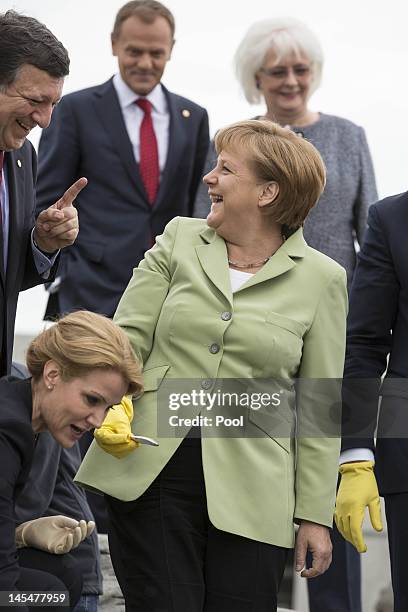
[0,11,70,86]
[0,12,97,610]
[36,0,209,321]
[0,10,84,378]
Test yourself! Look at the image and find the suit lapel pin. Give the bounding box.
[17,159,22,168]
[182,109,191,118]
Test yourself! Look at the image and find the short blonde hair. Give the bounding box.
[214,119,326,229]
[234,17,323,104]
[27,311,143,395]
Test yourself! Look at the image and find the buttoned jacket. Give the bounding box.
[36,79,209,317]
[0,144,58,376]
[76,217,347,547]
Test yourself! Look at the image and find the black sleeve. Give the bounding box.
[20,143,59,292]
[0,427,30,591]
[14,433,61,524]
[187,109,210,216]
[342,204,399,451]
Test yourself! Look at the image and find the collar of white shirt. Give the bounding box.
[112,72,167,115]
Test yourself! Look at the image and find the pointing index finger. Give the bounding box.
[56,177,88,209]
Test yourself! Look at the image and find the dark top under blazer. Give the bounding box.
[343,191,408,494]
[14,434,102,595]
[0,144,58,377]
[0,377,35,591]
[7,364,101,595]
[36,78,209,317]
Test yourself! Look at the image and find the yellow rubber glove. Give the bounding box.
[335,461,383,553]
[94,396,139,459]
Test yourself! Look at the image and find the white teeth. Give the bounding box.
[210,195,223,203]
[17,120,30,131]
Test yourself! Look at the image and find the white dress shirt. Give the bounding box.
[229,268,253,293]
[112,73,169,173]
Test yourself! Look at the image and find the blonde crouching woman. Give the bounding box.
[0,311,142,611]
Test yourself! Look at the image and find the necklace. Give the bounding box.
[227,255,271,269]
[227,233,286,269]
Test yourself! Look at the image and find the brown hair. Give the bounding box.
[112,0,175,40]
[26,311,143,396]
[214,119,326,229]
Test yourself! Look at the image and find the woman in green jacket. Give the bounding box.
[77,119,347,612]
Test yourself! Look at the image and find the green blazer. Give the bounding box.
[76,217,347,548]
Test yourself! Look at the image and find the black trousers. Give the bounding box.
[384,492,408,612]
[13,548,83,611]
[106,437,288,612]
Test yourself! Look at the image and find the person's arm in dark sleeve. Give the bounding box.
[187,109,209,215]
[342,203,399,452]
[18,142,59,291]
[0,425,32,602]
[193,140,216,219]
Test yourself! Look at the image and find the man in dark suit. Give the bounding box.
[335,191,408,611]
[36,0,209,319]
[0,10,83,378]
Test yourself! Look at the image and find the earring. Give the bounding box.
[47,384,54,391]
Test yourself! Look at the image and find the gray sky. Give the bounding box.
[6,0,408,334]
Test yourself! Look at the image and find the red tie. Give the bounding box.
[135,98,159,205]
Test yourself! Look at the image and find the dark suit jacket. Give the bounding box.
[9,364,101,595]
[0,377,35,591]
[342,192,408,494]
[36,78,209,317]
[0,144,57,377]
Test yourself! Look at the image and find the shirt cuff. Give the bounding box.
[31,229,59,278]
[339,448,375,464]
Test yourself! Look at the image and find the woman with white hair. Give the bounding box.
[194,17,378,290]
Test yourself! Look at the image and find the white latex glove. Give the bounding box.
[15,515,95,554]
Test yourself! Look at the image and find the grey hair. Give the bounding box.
[234,17,324,104]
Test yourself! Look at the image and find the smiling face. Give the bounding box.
[35,365,128,448]
[256,50,313,122]
[112,15,174,96]
[0,64,63,151]
[203,146,275,239]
